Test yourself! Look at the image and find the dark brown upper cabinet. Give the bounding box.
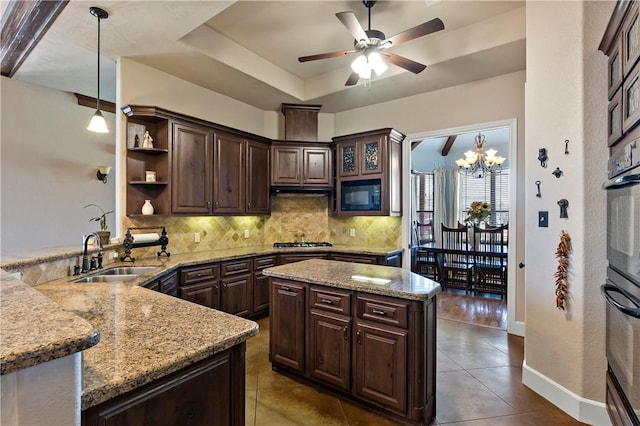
[171,122,213,214]
[271,141,332,187]
[333,128,405,216]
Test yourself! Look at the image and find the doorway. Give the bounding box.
[401,119,521,336]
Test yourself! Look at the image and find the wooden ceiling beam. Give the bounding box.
[1,0,69,77]
[441,135,457,156]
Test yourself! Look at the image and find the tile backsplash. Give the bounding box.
[124,195,401,256]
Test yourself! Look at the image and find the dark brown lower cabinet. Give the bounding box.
[221,275,251,317]
[269,279,306,372]
[252,256,276,316]
[270,278,436,426]
[180,282,220,310]
[353,321,407,412]
[308,309,351,391]
[82,344,246,426]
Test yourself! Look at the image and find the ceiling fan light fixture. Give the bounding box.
[351,54,371,79]
[368,51,387,76]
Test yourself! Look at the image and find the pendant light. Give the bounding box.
[87,6,109,133]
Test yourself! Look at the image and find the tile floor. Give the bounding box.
[245,315,586,425]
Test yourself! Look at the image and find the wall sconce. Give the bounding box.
[97,166,111,184]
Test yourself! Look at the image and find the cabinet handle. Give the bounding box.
[281,285,291,291]
[372,309,386,316]
[356,330,361,344]
[321,299,334,305]
[197,273,203,277]
[227,185,232,192]
[343,326,348,340]
[207,201,211,208]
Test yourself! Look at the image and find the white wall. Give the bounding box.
[0,77,116,253]
[523,1,610,423]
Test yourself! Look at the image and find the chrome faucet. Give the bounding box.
[81,232,103,273]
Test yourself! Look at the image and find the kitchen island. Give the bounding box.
[263,259,441,426]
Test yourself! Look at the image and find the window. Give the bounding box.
[458,169,510,225]
[414,173,435,243]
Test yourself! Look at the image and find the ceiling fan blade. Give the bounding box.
[298,49,358,62]
[336,11,369,44]
[381,18,444,48]
[345,71,360,86]
[382,52,427,74]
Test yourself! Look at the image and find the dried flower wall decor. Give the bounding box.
[554,230,571,310]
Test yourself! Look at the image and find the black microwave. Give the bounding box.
[340,179,382,211]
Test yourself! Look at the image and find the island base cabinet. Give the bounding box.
[354,321,407,412]
[269,279,306,372]
[82,344,246,426]
[308,309,351,391]
[269,277,436,426]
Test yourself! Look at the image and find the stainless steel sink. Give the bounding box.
[72,274,139,283]
[71,265,159,283]
[99,266,159,275]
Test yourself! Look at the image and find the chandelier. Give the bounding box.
[455,133,505,178]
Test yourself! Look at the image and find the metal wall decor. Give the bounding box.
[557,199,569,218]
[538,148,548,167]
[564,139,570,155]
[535,180,542,198]
[552,167,563,178]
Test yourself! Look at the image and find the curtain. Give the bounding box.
[447,168,460,227]
[434,165,445,241]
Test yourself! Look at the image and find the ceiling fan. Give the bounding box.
[298,0,444,86]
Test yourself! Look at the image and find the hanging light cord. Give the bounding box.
[96,12,101,112]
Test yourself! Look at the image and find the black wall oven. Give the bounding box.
[603,138,640,426]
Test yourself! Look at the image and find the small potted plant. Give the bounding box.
[84,204,114,245]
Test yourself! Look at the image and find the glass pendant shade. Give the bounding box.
[88,110,109,133]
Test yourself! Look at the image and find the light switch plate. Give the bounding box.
[538,211,548,227]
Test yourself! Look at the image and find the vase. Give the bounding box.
[142,200,154,215]
[96,230,110,245]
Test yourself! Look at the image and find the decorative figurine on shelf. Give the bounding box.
[134,134,140,148]
[142,131,154,149]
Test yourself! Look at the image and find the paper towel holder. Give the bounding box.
[97,166,111,184]
[120,226,170,262]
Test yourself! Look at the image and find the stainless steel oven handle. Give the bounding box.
[603,173,640,189]
[601,284,640,318]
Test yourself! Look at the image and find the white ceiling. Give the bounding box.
[9,0,526,113]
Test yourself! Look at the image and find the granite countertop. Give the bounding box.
[0,270,100,375]
[35,279,258,410]
[263,259,441,301]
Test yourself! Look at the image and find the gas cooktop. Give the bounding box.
[273,242,333,248]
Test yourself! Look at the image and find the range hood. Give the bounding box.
[271,186,333,195]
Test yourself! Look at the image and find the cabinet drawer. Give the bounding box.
[254,255,277,271]
[180,264,219,285]
[221,259,252,277]
[356,294,408,329]
[310,286,351,315]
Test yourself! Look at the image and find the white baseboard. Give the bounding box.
[522,360,611,425]
[508,319,525,336]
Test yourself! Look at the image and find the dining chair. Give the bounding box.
[472,224,508,299]
[440,224,474,293]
